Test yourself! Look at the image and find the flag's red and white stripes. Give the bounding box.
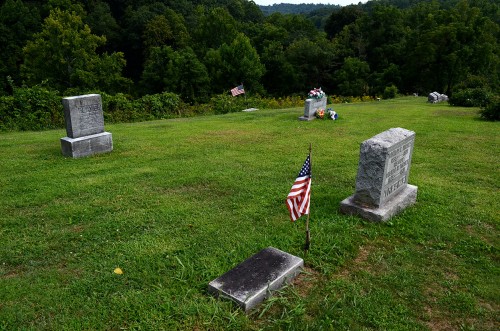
[286,155,311,222]
[231,85,245,96]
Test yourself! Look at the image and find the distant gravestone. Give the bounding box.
[340,128,418,222]
[60,94,113,158]
[208,247,303,312]
[428,92,448,103]
[299,96,327,121]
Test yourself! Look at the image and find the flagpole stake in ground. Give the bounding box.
[304,143,312,254]
[286,144,312,255]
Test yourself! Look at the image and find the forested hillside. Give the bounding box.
[259,3,339,16]
[0,0,498,105]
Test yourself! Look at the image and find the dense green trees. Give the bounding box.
[0,0,498,107]
[21,6,130,94]
[0,0,41,94]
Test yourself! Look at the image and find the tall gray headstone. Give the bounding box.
[60,94,113,158]
[208,247,303,312]
[299,96,327,121]
[340,128,418,221]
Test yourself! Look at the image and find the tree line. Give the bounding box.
[0,0,498,107]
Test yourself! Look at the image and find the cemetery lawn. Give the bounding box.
[0,97,498,330]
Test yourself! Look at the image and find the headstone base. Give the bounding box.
[298,116,314,121]
[208,247,303,312]
[61,132,113,158]
[340,184,418,222]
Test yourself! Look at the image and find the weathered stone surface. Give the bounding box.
[428,92,448,103]
[208,247,303,312]
[353,128,415,207]
[61,132,113,158]
[340,127,418,222]
[299,96,327,121]
[62,94,105,138]
[60,94,113,158]
[340,184,417,222]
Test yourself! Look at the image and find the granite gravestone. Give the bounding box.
[60,94,113,158]
[299,96,327,121]
[340,128,418,222]
[428,92,448,103]
[208,247,303,312]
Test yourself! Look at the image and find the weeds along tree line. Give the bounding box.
[0,0,498,130]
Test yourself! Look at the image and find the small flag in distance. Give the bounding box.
[286,155,311,222]
[231,84,245,96]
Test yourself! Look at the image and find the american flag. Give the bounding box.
[286,155,311,222]
[231,84,245,96]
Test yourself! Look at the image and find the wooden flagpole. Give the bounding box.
[304,143,312,254]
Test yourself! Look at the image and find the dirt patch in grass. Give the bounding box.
[424,314,455,331]
[252,265,321,323]
[2,267,24,279]
[292,265,321,298]
[336,243,379,279]
[70,225,85,233]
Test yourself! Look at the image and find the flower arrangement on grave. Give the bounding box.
[308,87,325,99]
[315,108,325,119]
[315,108,339,120]
[327,108,338,120]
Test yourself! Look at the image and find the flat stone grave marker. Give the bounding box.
[340,127,418,221]
[208,247,303,312]
[60,94,113,158]
[299,96,327,121]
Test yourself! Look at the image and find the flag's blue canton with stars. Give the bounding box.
[286,155,311,222]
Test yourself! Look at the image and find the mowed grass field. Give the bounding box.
[0,97,498,330]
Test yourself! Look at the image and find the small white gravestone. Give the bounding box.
[60,94,113,158]
[340,128,418,221]
[299,96,327,121]
[208,247,303,312]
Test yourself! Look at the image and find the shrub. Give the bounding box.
[102,92,183,122]
[0,86,63,131]
[137,92,181,119]
[101,93,136,123]
[449,88,491,107]
[383,85,398,99]
[0,96,15,131]
[480,95,500,121]
[210,94,244,114]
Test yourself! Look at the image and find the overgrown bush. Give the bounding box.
[102,92,183,123]
[0,96,15,131]
[208,94,306,114]
[0,86,382,131]
[136,92,181,119]
[480,95,500,121]
[448,88,491,107]
[0,86,63,131]
[383,85,398,99]
[101,93,135,123]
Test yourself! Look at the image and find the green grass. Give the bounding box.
[0,97,498,330]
